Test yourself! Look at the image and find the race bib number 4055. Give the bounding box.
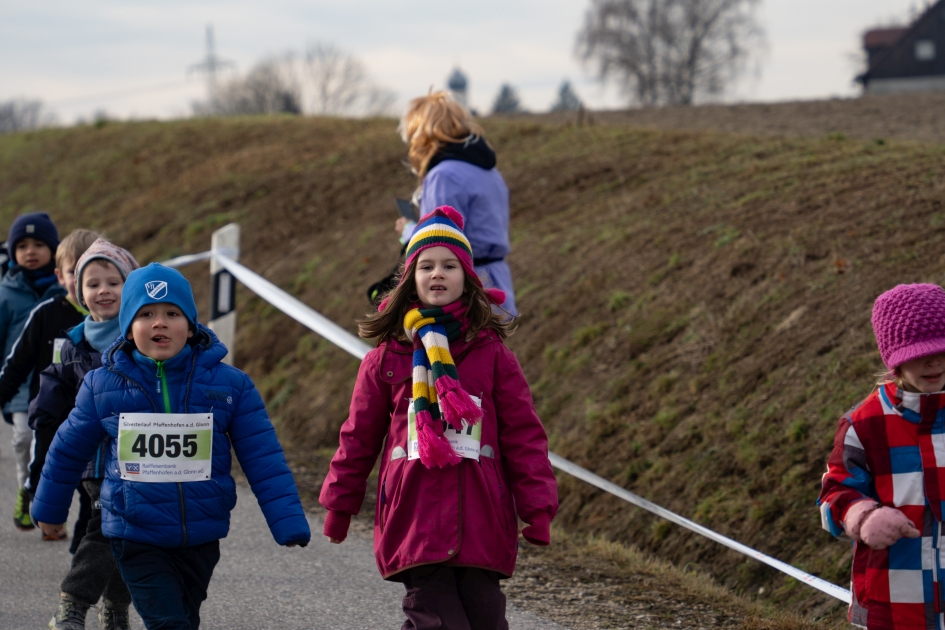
[118,413,213,482]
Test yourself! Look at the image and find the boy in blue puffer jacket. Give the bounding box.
[34,263,311,630]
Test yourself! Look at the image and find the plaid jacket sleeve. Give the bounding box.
[819,413,874,538]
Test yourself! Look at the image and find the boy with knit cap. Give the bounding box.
[820,283,945,629]
[34,263,311,630]
[0,212,63,530]
[33,239,138,630]
[0,228,98,535]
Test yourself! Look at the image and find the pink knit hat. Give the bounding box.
[75,239,140,308]
[872,283,945,370]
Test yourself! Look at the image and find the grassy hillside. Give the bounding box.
[4,115,944,620]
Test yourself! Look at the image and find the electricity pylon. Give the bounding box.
[188,25,236,99]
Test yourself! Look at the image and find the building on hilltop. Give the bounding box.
[858,1,945,94]
[447,67,468,108]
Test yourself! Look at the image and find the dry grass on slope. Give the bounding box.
[508,530,842,630]
[500,126,945,622]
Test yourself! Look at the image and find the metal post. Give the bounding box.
[209,224,240,365]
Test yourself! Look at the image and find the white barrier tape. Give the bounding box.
[211,254,371,361]
[549,453,851,604]
[162,248,238,269]
[166,249,852,604]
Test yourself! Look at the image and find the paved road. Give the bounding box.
[0,437,567,629]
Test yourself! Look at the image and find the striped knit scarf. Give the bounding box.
[404,301,483,468]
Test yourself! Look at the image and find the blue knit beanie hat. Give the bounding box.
[119,263,199,338]
[8,212,60,261]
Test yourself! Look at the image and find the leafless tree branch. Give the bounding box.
[193,44,397,118]
[303,43,368,115]
[0,99,55,133]
[576,0,763,106]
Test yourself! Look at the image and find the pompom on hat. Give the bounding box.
[872,283,945,370]
[380,206,505,311]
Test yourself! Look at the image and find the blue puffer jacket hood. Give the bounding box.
[32,323,311,548]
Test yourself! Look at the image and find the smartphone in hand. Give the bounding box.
[395,198,417,221]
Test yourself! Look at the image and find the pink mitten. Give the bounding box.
[860,506,921,550]
[522,514,552,546]
[843,500,878,540]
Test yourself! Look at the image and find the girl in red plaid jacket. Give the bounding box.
[820,283,945,630]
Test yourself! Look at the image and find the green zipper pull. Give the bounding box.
[155,361,172,413]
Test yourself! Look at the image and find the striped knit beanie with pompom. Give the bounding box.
[379,206,505,311]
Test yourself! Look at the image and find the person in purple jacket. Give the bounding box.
[395,91,518,317]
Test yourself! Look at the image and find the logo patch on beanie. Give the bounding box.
[26,225,34,233]
[145,281,168,300]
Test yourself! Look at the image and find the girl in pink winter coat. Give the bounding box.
[320,206,558,630]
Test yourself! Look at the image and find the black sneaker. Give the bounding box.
[49,594,90,629]
[98,601,131,630]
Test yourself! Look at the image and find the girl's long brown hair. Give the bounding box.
[398,91,484,182]
[359,257,512,345]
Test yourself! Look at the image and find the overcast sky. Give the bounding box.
[0,0,925,123]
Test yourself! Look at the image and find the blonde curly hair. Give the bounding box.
[398,91,483,181]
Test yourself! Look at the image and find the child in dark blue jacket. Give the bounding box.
[34,263,311,630]
[2,228,100,544]
[33,239,139,629]
[0,212,64,529]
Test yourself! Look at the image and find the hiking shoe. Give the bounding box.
[98,601,131,630]
[13,487,34,530]
[48,594,90,629]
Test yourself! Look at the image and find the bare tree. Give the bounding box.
[194,57,302,116]
[576,0,763,106]
[0,99,55,133]
[303,44,368,115]
[492,84,524,114]
[194,44,397,118]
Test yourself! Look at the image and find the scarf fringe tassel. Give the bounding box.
[416,409,461,468]
[436,375,482,429]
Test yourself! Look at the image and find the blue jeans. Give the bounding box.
[110,538,220,630]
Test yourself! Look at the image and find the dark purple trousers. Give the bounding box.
[400,564,508,630]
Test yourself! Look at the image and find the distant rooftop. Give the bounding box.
[864,27,909,49]
[858,0,945,93]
